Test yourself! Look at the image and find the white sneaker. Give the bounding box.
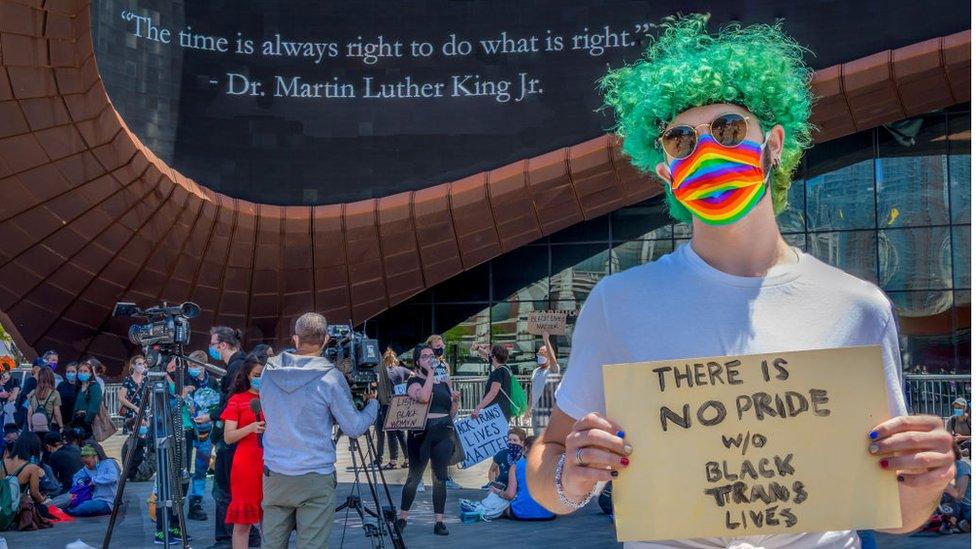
[417,482,425,493]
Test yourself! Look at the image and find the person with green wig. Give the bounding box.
[527,14,954,547]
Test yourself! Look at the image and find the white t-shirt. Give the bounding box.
[556,243,907,549]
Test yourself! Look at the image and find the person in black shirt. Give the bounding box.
[208,326,258,549]
[57,362,78,429]
[43,431,82,492]
[397,344,460,537]
[471,344,514,422]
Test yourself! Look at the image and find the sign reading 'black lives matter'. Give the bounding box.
[604,347,902,542]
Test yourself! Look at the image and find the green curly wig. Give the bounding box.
[601,14,814,223]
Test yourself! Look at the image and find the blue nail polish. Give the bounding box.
[616,431,625,439]
[869,431,879,440]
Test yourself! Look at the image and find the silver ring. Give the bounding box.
[575,447,585,467]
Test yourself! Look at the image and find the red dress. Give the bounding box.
[220,391,263,525]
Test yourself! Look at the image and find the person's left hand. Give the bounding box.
[869,415,954,488]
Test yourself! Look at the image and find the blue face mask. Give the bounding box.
[66,372,77,382]
[954,408,965,417]
[208,345,221,361]
[187,367,202,379]
[138,425,149,436]
[250,377,262,391]
[77,373,91,383]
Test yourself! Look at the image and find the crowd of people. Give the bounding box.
[0,313,562,544]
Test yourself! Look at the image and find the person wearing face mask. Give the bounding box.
[949,398,971,453]
[71,362,102,439]
[41,350,64,385]
[84,357,107,395]
[396,343,460,536]
[222,354,265,549]
[528,343,561,436]
[184,349,221,521]
[118,354,148,432]
[425,334,463,489]
[527,14,955,547]
[56,362,79,432]
[0,367,19,427]
[207,325,255,549]
[260,312,379,549]
[486,427,527,491]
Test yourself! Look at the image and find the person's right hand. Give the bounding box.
[251,421,266,434]
[561,412,631,500]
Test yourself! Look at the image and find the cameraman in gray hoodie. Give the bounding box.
[260,312,379,549]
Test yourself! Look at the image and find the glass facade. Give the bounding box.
[369,106,971,375]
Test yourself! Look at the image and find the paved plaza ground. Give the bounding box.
[1,434,970,548]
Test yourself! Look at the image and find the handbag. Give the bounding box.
[15,486,52,531]
[92,403,117,442]
[447,422,465,466]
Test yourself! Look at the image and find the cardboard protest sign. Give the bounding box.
[527,311,567,336]
[383,396,429,431]
[453,403,508,468]
[603,346,901,542]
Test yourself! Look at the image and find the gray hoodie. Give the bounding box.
[262,352,378,476]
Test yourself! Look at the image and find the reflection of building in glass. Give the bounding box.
[371,108,970,375]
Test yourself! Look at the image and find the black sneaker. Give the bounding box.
[434,521,449,536]
[395,518,407,532]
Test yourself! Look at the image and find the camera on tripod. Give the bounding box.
[323,324,380,405]
[113,301,201,349]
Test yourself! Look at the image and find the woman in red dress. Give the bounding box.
[221,355,265,549]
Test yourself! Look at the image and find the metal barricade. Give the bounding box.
[452,373,563,431]
[104,383,122,420]
[903,375,971,418]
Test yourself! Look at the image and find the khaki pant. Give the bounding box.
[262,470,337,549]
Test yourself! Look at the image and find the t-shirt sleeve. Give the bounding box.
[555,282,612,420]
[219,397,239,422]
[879,306,908,417]
[959,460,971,477]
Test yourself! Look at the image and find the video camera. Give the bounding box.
[113,301,200,348]
[324,324,380,405]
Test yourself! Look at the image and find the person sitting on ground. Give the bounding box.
[502,436,555,521]
[940,442,971,534]
[0,423,19,456]
[3,432,54,512]
[52,444,119,517]
[460,436,555,521]
[43,430,83,494]
[949,398,971,453]
[485,428,526,490]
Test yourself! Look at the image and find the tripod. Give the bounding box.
[103,354,191,548]
[335,426,406,549]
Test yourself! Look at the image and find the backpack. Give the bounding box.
[29,391,56,432]
[498,367,528,418]
[0,462,25,531]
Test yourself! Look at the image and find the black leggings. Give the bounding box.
[399,416,454,515]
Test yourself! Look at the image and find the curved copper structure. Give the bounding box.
[0,0,970,365]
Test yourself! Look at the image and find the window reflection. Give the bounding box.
[806,160,875,231]
[611,240,673,273]
[879,227,952,291]
[807,230,878,284]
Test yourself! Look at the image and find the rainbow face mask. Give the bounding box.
[667,134,768,225]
